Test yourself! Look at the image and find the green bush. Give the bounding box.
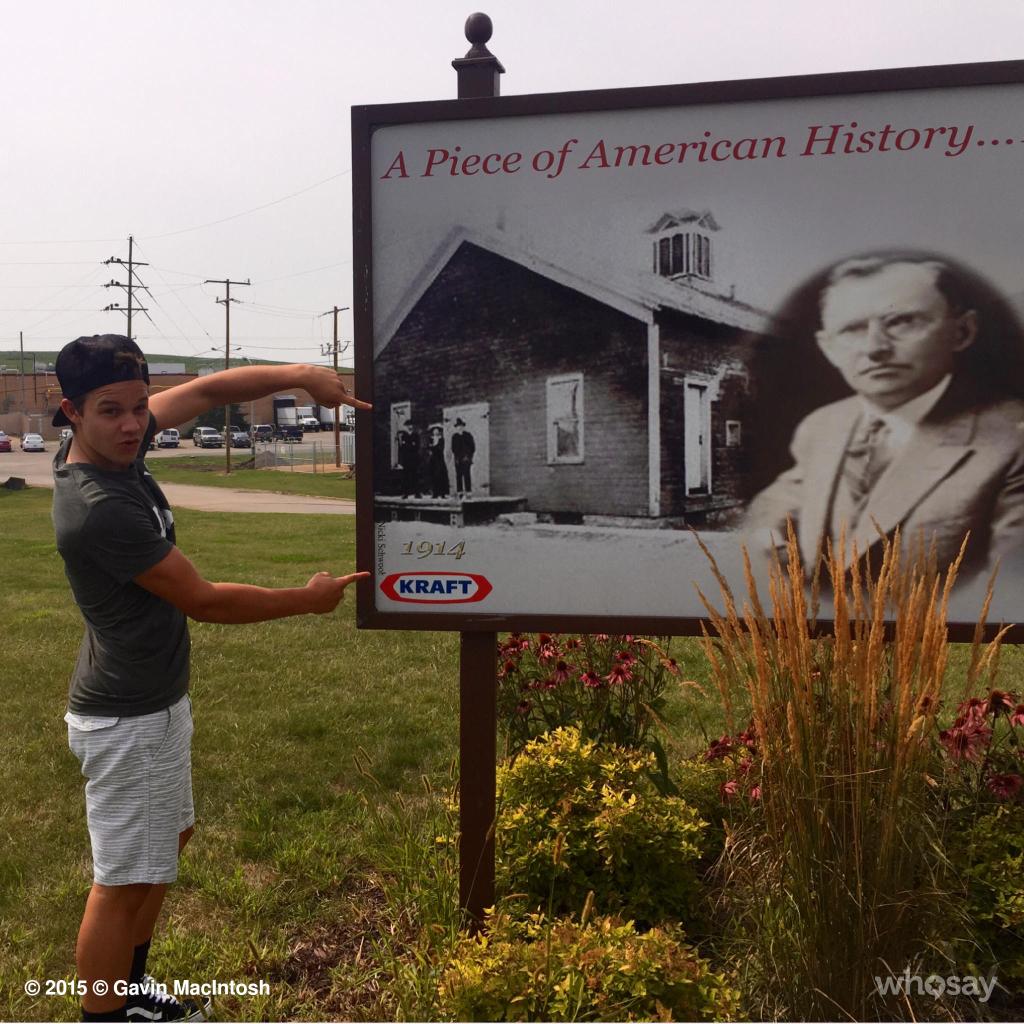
[496,727,707,924]
[438,908,739,1022]
[950,802,1024,985]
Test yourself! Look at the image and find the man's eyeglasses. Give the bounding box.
[829,310,949,345]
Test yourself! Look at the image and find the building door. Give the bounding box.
[443,402,490,496]
[389,401,411,470]
[684,379,711,495]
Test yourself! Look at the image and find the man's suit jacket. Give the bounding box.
[745,376,1024,582]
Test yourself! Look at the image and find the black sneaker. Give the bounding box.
[125,975,211,1022]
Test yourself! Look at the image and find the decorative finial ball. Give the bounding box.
[465,12,493,45]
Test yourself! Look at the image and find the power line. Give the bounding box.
[254,259,351,285]
[141,169,351,241]
[132,240,210,355]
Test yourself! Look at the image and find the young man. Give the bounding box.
[51,335,370,1022]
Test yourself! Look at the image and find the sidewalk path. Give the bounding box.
[2,456,355,515]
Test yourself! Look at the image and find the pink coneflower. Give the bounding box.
[606,663,632,686]
[1010,704,1024,728]
[960,697,988,722]
[704,735,733,761]
[614,650,637,668]
[660,657,680,675]
[515,700,532,715]
[720,779,740,801]
[986,773,1023,800]
[737,727,757,751]
[749,785,762,802]
[498,658,518,679]
[563,637,582,651]
[736,757,752,777]
[986,689,1016,717]
[536,637,560,662]
[551,660,574,684]
[501,633,530,655]
[594,633,610,643]
[939,722,992,762]
[581,671,603,689]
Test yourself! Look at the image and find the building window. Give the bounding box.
[546,373,584,464]
[652,231,712,281]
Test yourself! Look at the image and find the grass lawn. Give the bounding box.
[152,457,356,501]
[1,486,1014,1021]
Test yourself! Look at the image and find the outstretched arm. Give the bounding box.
[134,546,368,624]
[149,363,371,431]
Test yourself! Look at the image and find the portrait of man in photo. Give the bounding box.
[745,251,1024,586]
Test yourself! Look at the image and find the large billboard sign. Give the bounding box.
[353,61,1024,635]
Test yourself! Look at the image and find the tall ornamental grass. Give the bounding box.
[694,524,1006,1020]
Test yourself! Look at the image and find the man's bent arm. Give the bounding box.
[134,546,367,623]
[149,363,370,431]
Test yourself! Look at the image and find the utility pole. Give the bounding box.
[319,305,350,468]
[19,331,25,415]
[103,235,150,340]
[204,277,251,474]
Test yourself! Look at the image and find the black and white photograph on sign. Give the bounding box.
[369,81,1024,621]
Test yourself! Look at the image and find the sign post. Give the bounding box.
[452,13,504,925]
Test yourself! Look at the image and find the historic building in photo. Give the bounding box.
[373,212,778,527]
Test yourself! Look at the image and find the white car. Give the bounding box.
[156,428,180,448]
[21,433,45,452]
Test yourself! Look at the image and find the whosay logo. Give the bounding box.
[380,572,493,604]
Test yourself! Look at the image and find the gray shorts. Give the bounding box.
[66,694,195,886]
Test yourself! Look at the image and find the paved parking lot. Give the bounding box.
[0,443,356,515]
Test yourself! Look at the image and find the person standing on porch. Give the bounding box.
[427,424,449,499]
[396,418,421,498]
[451,418,475,497]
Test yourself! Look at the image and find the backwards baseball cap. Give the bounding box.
[52,335,150,427]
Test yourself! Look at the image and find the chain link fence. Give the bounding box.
[243,434,356,475]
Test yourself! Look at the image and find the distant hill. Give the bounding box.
[0,351,353,374]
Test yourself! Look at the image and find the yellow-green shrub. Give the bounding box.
[951,802,1024,984]
[496,726,707,924]
[438,908,738,1022]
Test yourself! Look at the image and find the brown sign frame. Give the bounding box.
[353,58,1024,642]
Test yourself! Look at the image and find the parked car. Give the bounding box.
[192,427,224,448]
[0,431,11,453]
[275,425,303,443]
[230,428,251,449]
[156,428,180,448]
[21,433,45,452]
[251,424,275,442]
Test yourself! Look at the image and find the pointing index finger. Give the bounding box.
[338,571,372,586]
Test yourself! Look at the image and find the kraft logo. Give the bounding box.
[380,572,493,604]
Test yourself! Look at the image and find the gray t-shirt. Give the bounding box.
[52,414,190,716]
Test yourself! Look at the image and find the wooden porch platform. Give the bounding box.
[374,494,527,527]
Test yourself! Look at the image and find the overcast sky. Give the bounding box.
[3,0,1023,367]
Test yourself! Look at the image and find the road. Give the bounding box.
[0,443,356,515]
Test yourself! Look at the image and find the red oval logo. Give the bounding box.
[380,572,493,604]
